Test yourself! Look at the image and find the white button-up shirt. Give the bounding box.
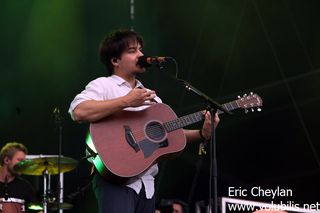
[68,75,161,199]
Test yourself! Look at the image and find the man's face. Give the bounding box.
[7,150,26,175]
[116,41,145,75]
[173,203,183,213]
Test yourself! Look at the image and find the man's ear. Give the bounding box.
[3,157,9,165]
[111,58,118,66]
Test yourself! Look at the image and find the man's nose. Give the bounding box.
[138,50,144,57]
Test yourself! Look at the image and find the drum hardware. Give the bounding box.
[14,156,78,213]
[14,156,78,176]
[28,201,73,212]
[0,198,25,213]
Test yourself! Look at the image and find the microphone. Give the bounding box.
[53,107,60,117]
[53,107,63,123]
[137,56,168,68]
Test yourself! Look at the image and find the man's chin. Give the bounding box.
[137,66,146,71]
[9,169,20,176]
[133,67,146,75]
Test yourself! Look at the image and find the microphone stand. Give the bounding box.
[151,58,230,212]
[179,79,230,213]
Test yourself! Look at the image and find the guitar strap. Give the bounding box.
[85,142,97,160]
[84,136,98,175]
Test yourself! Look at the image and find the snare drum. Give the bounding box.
[0,198,25,213]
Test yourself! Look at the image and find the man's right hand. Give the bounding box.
[124,88,156,107]
[72,88,157,122]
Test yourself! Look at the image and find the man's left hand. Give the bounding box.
[201,111,220,140]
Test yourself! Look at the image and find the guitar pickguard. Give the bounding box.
[139,139,168,158]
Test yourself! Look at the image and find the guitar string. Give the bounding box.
[129,110,207,140]
[127,97,255,137]
[131,122,181,136]
[131,115,203,137]
[130,123,178,141]
[129,101,242,138]
[132,127,166,137]
[123,98,256,144]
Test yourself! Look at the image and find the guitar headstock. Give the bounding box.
[236,92,263,113]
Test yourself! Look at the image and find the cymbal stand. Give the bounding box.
[43,167,51,213]
[53,107,64,213]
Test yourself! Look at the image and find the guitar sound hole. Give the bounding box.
[145,121,166,141]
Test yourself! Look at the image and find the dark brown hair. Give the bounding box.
[99,29,143,75]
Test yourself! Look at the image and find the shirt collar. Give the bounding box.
[111,74,144,88]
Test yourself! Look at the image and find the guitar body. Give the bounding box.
[88,93,263,183]
[90,103,186,183]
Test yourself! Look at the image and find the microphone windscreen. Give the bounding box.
[137,56,152,68]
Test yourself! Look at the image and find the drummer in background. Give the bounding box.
[0,142,38,205]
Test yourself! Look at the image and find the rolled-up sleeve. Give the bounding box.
[68,79,105,120]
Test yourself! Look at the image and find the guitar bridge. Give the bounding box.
[124,125,140,152]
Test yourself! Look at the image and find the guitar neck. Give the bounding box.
[164,100,239,132]
[217,99,239,115]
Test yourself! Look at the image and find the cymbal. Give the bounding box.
[50,202,74,211]
[14,156,78,175]
[28,203,43,211]
[28,202,73,211]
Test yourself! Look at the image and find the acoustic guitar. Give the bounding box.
[88,93,263,183]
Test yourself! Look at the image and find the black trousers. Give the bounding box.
[92,173,155,213]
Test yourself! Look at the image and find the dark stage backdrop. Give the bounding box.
[1,0,319,212]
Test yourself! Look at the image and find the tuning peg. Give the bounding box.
[250,92,253,95]
[251,108,254,112]
[243,94,247,97]
[237,95,241,99]
[245,109,248,114]
[257,108,262,112]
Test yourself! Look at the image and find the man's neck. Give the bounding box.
[0,166,15,183]
[114,71,137,88]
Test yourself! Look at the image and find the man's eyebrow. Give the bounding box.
[127,46,139,51]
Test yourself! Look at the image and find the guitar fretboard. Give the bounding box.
[164,100,239,132]
[217,100,238,114]
[164,111,203,132]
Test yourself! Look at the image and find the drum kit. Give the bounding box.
[0,156,78,213]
